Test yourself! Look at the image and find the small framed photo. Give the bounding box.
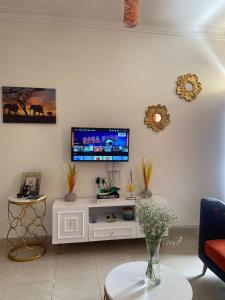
[21,172,41,196]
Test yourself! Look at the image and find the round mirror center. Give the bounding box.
[185,82,193,91]
[153,113,162,123]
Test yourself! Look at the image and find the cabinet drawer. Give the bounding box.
[89,222,136,241]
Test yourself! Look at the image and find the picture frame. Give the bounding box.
[2,86,56,123]
[21,172,41,196]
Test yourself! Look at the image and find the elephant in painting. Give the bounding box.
[30,105,44,116]
[3,103,19,115]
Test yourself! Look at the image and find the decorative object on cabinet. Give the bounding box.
[140,158,153,199]
[2,86,56,123]
[64,163,77,202]
[124,0,139,28]
[123,207,135,220]
[125,170,136,200]
[106,213,117,222]
[18,172,41,197]
[7,194,47,262]
[136,199,179,286]
[96,176,120,199]
[144,105,171,132]
[176,73,202,101]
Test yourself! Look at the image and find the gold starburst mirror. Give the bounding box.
[176,73,202,101]
[144,105,171,132]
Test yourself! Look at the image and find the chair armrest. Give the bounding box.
[199,198,225,254]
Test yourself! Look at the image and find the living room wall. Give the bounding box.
[0,21,225,237]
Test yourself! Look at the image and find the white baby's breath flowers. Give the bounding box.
[136,199,179,240]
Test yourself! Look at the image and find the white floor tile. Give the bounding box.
[2,281,53,300]
[9,260,56,284]
[0,229,224,300]
[53,277,101,300]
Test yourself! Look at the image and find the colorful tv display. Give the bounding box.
[71,127,129,162]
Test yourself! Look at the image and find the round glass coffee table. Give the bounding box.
[104,262,193,300]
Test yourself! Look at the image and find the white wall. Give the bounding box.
[1,21,225,238]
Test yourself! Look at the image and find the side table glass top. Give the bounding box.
[8,194,47,205]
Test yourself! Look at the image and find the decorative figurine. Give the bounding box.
[95,176,120,199]
[105,213,117,222]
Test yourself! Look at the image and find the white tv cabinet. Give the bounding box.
[52,195,167,244]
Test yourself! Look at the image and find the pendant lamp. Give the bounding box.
[124,0,139,28]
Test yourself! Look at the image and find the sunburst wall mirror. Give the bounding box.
[144,105,171,132]
[176,73,202,102]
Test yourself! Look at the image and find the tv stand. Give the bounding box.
[52,196,167,244]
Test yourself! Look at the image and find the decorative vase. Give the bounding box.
[64,192,76,202]
[140,188,152,199]
[123,207,135,221]
[145,238,161,286]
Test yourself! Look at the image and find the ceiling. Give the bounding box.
[0,0,225,35]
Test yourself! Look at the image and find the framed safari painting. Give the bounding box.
[2,86,56,123]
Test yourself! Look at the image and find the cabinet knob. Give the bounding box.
[111,231,114,236]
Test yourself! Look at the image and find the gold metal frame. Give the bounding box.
[7,196,47,262]
[176,73,202,101]
[144,104,171,132]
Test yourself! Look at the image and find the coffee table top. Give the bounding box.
[105,261,193,300]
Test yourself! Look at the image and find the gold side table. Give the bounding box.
[7,195,47,262]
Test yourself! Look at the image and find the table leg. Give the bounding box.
[104,287,110,300]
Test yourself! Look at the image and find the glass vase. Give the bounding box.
[145,238,161,286]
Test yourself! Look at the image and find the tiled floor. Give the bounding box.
[0,229,224,300]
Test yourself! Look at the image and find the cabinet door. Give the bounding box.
[53,210,88,244]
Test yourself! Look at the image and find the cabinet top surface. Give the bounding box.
[53,195,167,208]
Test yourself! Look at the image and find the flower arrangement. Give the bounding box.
[141,158,153,198]
[136,200,178,240]
[67,163,77,193]
[136,199,179,285]
[64,163,77,202]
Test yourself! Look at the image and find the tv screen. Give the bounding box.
[71,127,129,162]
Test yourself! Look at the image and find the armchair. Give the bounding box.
[199,198,225,282]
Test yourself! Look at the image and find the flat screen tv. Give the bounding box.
[71,127,129,162]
